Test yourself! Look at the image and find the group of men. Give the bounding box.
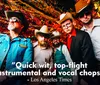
[0,0,100,85]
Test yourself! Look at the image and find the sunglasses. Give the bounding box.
[38,33,50,38]
[78,11,91,18]
[62,22,72,29]
[9,17,21,23]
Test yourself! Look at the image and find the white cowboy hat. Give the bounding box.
[35,25,51,36]
[51,31,61,39]
[57,12,73,24]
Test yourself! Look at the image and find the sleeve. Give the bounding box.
[62,45,73,63]
[62,45,74,71]
[81,32,97,71]
[9,39,33,72]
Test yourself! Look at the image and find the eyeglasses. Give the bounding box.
[62,22,71,29]
[9,17,21,23]
[78,11,91,18]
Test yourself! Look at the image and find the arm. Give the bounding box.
[62,45,74,71]
[9,39,33,72]
[81,32,97,71]
[62,45,73,63]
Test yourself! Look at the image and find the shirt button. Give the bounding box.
[4,49,6,52]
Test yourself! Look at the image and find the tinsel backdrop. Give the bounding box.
[0,0,100,41]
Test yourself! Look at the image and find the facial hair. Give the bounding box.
[7,25,16,31]
[53,42,61,48]
[83,15,93,25]
[39,41,48,47]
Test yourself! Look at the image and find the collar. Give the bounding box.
[38,45,48,50]
[11,35,26,42]
[68,28,76,37]
[81,19,100,31]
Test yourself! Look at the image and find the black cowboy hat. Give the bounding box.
[5,10,29,32]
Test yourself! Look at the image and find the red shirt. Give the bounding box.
[66,29,76,51]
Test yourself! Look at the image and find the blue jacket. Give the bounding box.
[0,34,33,72]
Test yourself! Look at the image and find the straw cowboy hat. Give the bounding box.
[75,0,91,13]
[5,10,29,32]
[51,31,61,39]
[35,25,51,36]
[57,12,73,24]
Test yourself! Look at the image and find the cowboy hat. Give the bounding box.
[5,10,29,32]
[35,25,51,36]
[51,31,61,39]
[75,0,91,13]
[57,12,73,24]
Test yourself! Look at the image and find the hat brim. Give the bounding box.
[35,29,51,37]
[50,35,60,39]
[36,31,51,35]
[75,0,91,13]
[5,11,21,20]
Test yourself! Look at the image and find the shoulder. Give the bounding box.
[75,29,89,36]
[19,37,33,47]
[20,37,32,43]
[94,18,100,22]
[62,44,67,49]
[33,41,38,48]
[75,29,90,41]
[0,33,9,40]
[0,33,8,37]
[93,19,100,26]
[61,44,68,51]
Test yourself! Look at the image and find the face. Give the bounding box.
[78,11,92,24]
[52,37,61,47]
[61,19,73,34]
[8,17,24,32]
[37,34,49,47]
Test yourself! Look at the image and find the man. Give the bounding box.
[57,12,98,85]
[28,25,53,85]
[50,30,73,85]
[0,10,33,85]
[75,0,100,84]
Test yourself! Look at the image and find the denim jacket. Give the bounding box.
[0,34,33,72]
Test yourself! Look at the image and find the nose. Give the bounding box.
[41,36,45,40]
[9,21,15,24]
[65,25,68,28]
[42,36,47,41]
[83,14,87,18]
[44,38,48,41]
[63,26,69,30]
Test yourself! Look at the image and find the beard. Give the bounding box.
[39,41,48,47]
[7,25,16,31]
[53,42,61,48]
